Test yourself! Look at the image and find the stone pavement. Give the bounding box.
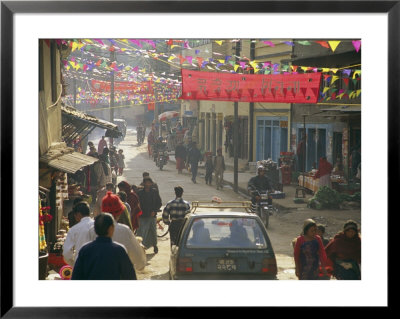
[168,154,314,212]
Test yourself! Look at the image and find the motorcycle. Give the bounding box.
[156,150,169,170]
[251,190,275,228]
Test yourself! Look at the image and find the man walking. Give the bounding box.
[136,177,162,254]
[162,186,191,247]
[214,148,226,190]
[63,201,94,266]
[72,213,136,280]
[139,172,159,192]
[187,141,202,183]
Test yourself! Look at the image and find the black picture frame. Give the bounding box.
[1,1,394,317]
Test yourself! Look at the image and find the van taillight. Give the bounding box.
[262,258,277,275]
[178,257,193,272]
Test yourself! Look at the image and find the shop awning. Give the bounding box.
[40,146,98,174]
[61,105,122,144]
[320,105,361,112]
[289,50,361,68]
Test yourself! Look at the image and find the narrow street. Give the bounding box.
[115,127,298,280]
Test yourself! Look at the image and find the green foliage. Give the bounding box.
[308,187,361,210]
[307,198,323,210]
[315,186,342,208]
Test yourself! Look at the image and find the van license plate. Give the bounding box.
[217,259,237,271]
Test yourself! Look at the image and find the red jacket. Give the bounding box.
[325,232,361,264]
[294,235,328,272]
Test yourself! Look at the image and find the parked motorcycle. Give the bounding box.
[251,191,275,228]
[156,150,169,170]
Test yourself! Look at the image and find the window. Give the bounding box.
[188,39,212,48]
[298,126,327,171]
[256,117,288,162]
[186,217,268,249]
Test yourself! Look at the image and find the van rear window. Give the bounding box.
[186,217,268,249]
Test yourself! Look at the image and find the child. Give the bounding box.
[204,154,214,185]
[117,149,125,176]
[316,224,330,247]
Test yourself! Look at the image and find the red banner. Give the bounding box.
[147,102,155,111]
[91,80,153,94]
[181,69,322,103]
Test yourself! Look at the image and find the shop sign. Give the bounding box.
[181,69,322,104]
[91,80,153,94]
[280,121,288,128]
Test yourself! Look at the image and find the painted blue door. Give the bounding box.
[298,126,327,171]
[256,117,288,162]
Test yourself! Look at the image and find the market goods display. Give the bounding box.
[59,265,73,280]
[256,159,278,172]
[293,198,305,204]
[68,184,83,197]
[308,186,361,210]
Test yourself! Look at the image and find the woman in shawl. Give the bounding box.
[175,141,187,174]
[325,220,361,280]
[314,157,333,188]
[117,181,142,231]
[294,219,328,280]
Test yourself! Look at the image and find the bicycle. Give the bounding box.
[156,215,169,237]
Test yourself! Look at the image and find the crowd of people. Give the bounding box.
[64,168,191,279]
[174,141,226,188]
[62,135,194,280]
[146,120,226,188]
[64,128,361,281]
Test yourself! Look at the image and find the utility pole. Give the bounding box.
[110,48,116,146]
[249,39,255,162]
[233,40,241,193]
[73,78,77,108]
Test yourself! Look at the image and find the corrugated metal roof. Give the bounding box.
[61,105,120,131]
[40,147,98,174]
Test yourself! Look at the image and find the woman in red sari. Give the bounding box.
[294,219,328,280]
[315,157,333,188]
[117,181,142,231]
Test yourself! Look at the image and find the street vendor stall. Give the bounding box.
[39,145,99,269]
[298,172,347,194]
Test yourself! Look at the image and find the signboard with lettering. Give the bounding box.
[181,69,322,104]
[91,80,153,94]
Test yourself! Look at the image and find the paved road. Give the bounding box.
[115,127,297,280]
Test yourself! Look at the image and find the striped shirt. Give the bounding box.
[162,197,191,223]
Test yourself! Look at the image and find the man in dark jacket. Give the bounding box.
[71,213,136,280]
[247,165,272,203]
[136,177,162,254]
[187,142,202,183]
